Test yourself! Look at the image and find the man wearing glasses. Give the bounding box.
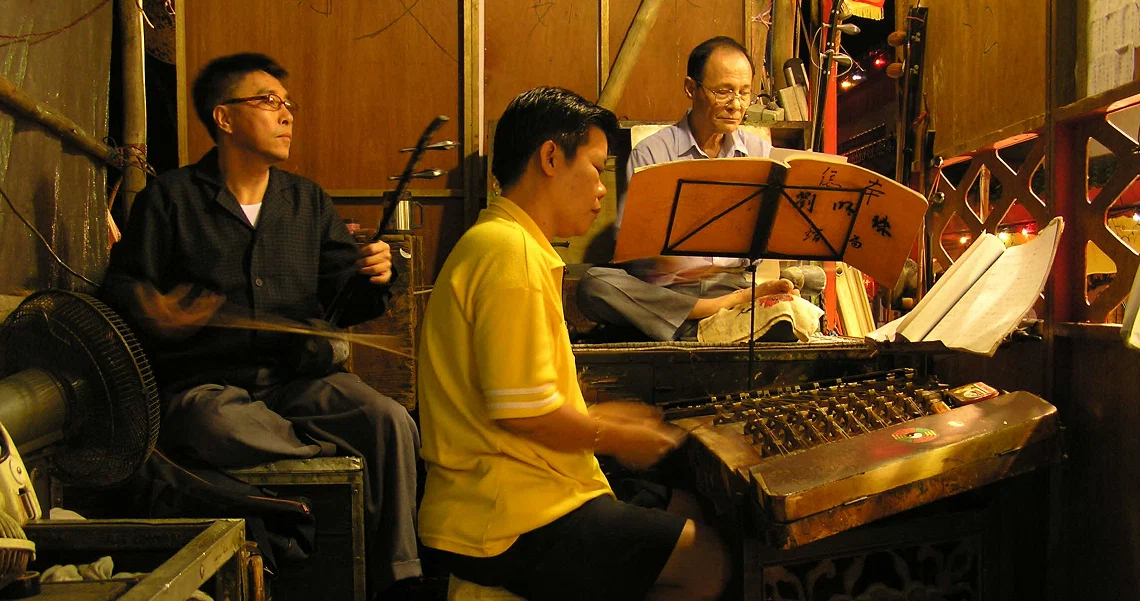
[578,36,796,342]
[101,53,420,599]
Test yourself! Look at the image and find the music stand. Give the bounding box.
[614,158,881,390]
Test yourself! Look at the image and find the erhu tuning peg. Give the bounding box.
[400,140,458,152]
[887,31,908,47]
[388,168,446,181]
[886,62,906,79]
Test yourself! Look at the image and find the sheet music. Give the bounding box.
[614,157,926,287]
[1121,257,1140,350]
[893,233,1007,342]
[865,314,902,343]
[614,158,777,263]
[773,158,928,285]
[767,149,847,164]
[926,218,1063,355]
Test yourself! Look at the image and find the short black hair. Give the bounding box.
[192,53,288,140]
[491,87,619,192]
[686,36,754,81]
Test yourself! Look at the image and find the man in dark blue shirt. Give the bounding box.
[102,53,420,596]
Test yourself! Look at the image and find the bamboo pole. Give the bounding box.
[599,0,610,96]
[978,165,991,221]
[0,73,151,175]
[746,0,771,95]
[597,0,665,110]
[118,0,149,216]
[772,0,797,89]
[462,0,484,226]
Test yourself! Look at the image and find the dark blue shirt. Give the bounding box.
[102,148,392,390]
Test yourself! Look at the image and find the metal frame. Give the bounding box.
[24,518,248,601]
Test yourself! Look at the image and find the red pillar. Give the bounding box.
[1050,118,1086,324]
[821,0,840,328]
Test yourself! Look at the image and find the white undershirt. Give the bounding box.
[240,202,263,227]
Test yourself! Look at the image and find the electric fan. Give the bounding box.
[0,290,161,590]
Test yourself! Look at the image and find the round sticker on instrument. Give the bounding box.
[892,427,938,443]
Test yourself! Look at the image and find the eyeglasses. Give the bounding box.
[694,80,758,107]
[219,93,298,113]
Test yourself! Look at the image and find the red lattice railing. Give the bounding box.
[927,100,1140,324]
[929,135,1049,272]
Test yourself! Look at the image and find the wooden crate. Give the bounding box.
[227,457,366,601]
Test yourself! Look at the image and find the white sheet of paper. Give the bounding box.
[894,234,1006,342]
[866,312,903,343]
[1121,258,1140,350]
[867,218,1064,357]
[925,217,1063,355]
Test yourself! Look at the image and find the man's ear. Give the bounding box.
[684,77,696,100]
[538,140,558,176]
[213,106,233,135]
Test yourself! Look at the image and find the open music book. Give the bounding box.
[868,217,1065,356]
[614,154,926,286]
[1122,259,1140,350]
[767,148,848,164]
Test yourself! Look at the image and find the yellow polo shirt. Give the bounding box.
[417,196,612,557]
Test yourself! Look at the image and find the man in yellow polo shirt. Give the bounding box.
[417,87,729,601]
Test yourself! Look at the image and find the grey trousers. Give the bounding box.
[577,267,752,341]
[161,371,422,590]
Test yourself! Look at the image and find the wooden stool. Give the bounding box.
[447,574,527,601]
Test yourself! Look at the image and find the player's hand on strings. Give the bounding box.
[358,240,393,285]
[591,402,686,471]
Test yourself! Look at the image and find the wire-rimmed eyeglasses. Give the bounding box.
[219,93,298,113]
[694,80,759,107]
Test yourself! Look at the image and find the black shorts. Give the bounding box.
[436,494,687,601]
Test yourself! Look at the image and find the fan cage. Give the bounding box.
[0,291,159,488]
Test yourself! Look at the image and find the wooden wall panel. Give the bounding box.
[903,0,1046,159]
[483,1,600,140]
[179,0,461,190]
[1051,333,1140,600]
[607,0,745,122]
[483,0,749,138]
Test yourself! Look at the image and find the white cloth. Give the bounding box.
[697,293,824,343]
[42,555,214,600]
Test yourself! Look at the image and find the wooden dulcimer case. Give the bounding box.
[670,369,1063,549]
